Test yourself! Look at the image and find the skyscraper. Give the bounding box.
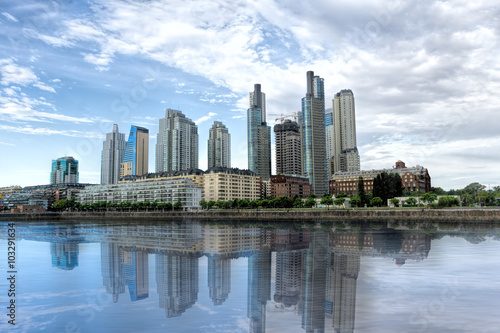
[207,121,230,168]
[156,109,198,172]
[333,89,360,173]
[301,71,327,195]
[50,156,79,184]
[248,84,271,180]
[121,125,149,178]
[325,108,335,178]
[274,119,301,175]
[101,124,126,185]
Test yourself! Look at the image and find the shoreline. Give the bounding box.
[1,208,500,222]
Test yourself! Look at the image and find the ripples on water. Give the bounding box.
[1,220,499,333]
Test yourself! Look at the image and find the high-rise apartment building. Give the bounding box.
[101,124,126,185]
[274,119,301,175]
[50,156,79,184]
[207,121,230,168]
[156,109,198,172]
[301,71,327,195]
[333,89,360,173]
[248,84,271,180]
[121,125,149,178]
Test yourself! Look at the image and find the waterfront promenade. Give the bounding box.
[1,208,499,222]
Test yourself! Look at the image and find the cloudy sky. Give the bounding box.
[0,0,499,190]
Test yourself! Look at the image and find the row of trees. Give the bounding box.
[51,199,184,211]
[199,196,325,210]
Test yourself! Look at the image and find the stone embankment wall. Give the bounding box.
[1,209,500,222]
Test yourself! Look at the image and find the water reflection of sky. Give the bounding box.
[0,222,499,333]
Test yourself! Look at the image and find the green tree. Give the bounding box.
[421,193,437,206]
[350,196,361,208]
[293,197,303,208]
[207,201,216,210]
[390,198,400,207]
[370,197,383,207]
[334,197,345,207]
[405,197,417,207]
[358,176,366,206]
[199,200,207,210]
[304,197,316,208]
[431,187,446,195]
[373,172,403,203]
[320,195,334,206]
[174,201,183,210]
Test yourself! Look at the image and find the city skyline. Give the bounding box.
[0,1,499,190]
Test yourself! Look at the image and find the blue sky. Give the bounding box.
[0,0,499,190]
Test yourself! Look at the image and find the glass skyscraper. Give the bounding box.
[301,71,327,195]
[50,156,79,184]
[247,84,271,180]
[121,125,149,178]
[156,109,198,173]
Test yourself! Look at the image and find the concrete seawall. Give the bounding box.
[1,208,499,222]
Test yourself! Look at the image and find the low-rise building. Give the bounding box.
[0,184,89,210]
[203,167,261,202]
[271,175,312,199]
[78,177,202,208]
[11,204,46,214]
[329,160,431,196]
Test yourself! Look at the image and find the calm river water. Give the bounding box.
[0,220,499,333]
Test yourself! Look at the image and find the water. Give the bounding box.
[0,220,499,333]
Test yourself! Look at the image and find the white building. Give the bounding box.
[156,109,198,173]
[101,124,126,185]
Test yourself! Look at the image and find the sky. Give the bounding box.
[0,0,499,190]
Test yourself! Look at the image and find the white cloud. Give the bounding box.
[2,12,18,22]
[0,58,56,92]
[0,124,104,138]
[0,92,96,123]
[195,112,217,124]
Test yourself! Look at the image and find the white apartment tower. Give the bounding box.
[156,109,198,172]
[101,124,126,184]
[333,89,360,173]
[208,121,231,168]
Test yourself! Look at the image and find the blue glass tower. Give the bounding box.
[121,125,149,178]
[50,156,79,184]
[301,71,327,195]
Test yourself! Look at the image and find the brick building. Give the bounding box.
[329,160,431,196]
[271,175,312,199]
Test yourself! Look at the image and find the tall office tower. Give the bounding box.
[248,84,271,180]
[122,250,149,302]
[332,253,360,333]
[247,247,271,333]
[207,121,230,168]
[156,253,200,318]
[333,89,360,173]
[101,242,125,303]
[274,119,301,175]
[301,71,327,195]
[301,231,328,333]
[325,108,335,178]
[207,255,231,306]
[50,156,79,184]
[101,124,126,185]
[156,109,198,172]
[121,125,149,178]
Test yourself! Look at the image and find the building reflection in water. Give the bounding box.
[36,222,436,332]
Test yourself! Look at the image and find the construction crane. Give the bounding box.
[271,112,301,124]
